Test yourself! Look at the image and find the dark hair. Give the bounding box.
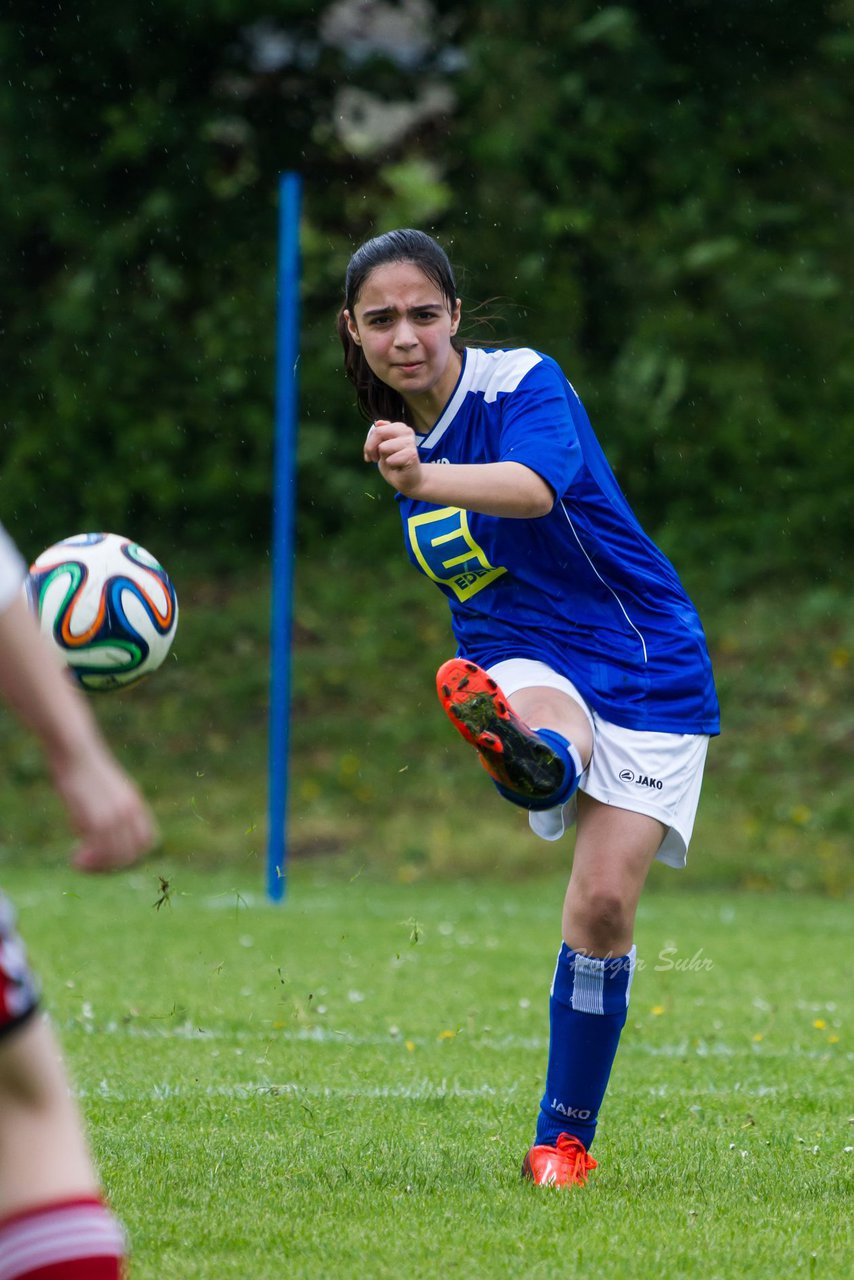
[337,228,464,425]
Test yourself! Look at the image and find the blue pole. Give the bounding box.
[267,171,302,902]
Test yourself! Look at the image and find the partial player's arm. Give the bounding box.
[364,420,554,518]
[0,593,157,872]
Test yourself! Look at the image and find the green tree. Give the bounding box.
[1,1,850,592]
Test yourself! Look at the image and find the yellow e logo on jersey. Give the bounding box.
[407,507,506,602]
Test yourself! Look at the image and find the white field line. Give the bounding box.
[57,1018,853,1062]
[76,1078,789,1104]
[79,1077,846,1104]
[78,1079,519,1103]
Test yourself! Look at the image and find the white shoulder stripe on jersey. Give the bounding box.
[481,347,542,403]
[416,347,543,451]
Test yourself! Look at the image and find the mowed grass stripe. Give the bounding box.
[57,1017,853,1063]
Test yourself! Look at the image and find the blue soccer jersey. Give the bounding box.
[395,347,720,735]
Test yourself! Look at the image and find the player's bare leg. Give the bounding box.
[523,799,665,1186]
[0,1015,98,1216]
[0,1015,127,1275]
[563,796,664,956]
[508,685,593,770]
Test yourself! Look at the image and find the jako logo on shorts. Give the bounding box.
[619,769,663,790]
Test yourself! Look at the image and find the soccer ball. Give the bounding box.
[27,532,179,691]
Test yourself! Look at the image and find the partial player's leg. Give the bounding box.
[505,683,593,769]
[0,1016,128,1277]
[523,797,664,1187]
[0,1015,99,1213]
[0,897,127,1277]
[562,793,664,956]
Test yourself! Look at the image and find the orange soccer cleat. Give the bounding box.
[436,658,567,806]
[521,1133,598,1187]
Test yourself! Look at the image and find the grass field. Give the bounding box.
[0,553,851,1275]
[4,864,851,1279]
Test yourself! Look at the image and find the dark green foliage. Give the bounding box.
[1,1,851,589]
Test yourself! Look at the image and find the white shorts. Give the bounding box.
[487,658,710,868]
[0,891,40,1037]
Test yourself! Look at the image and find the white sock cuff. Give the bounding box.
[0,1201,126,1280]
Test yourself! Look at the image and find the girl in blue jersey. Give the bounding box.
[339,229,719,1188]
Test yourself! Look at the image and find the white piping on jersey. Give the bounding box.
[559,500,649,664]
[416,347,543,451]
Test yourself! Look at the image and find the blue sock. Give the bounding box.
[535,942,637,1150]
[493,728,582,811]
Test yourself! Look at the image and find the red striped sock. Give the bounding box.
[0,1196,126,1279]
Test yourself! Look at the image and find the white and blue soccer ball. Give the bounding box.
[27,532,179,691]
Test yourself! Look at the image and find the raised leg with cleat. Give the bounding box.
[436,659,567,806]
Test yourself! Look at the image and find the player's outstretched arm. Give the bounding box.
[0,593,157,872]
[364,420,554,518]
